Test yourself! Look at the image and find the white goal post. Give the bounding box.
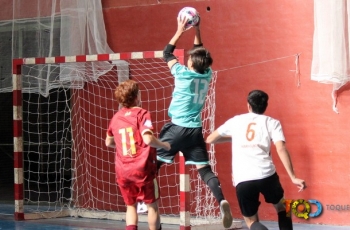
[12,51,241,229]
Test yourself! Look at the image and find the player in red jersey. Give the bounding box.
[105,80,170,230]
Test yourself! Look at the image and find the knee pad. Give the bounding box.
[198,165,216,184]
[198,165,225,203]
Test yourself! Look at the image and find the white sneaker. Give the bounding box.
[220,200,233,228]
[137,202,148,213]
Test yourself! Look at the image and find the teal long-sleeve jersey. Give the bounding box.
[168,62,212,128]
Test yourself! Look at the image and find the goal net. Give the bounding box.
[12,51,223,227]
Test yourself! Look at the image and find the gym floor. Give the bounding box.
[1,216,350,230]
[0,196,350,230]
[1,203,350,230]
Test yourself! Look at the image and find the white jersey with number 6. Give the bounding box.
[217,113,285,186]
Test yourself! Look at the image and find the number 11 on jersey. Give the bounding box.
[119,127,136,156]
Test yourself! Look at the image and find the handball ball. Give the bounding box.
[178,7,199,29]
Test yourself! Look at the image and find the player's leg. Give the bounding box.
[182,127,225,204]
[118,183,139,229]
[236,180,268,230]
[142,178,162,230]
[260,173,292,230]
[196,165,233,228]
[249,220,268,230]
[156,122,181,170]
[181,127,232,228]
[196,164,224,203]
[146,200,161,230]
[196,164,233,228]
[274,199,292,230]
[125,203,138,230]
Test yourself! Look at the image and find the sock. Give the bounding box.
[198,166,225,204]
[207,177,225,204]
[126,225,138,230]
[250,221,268,230]
[278,210,293,230]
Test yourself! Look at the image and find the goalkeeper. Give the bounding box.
[156,16,233,229]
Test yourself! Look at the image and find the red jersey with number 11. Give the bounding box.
[107,107,157,185]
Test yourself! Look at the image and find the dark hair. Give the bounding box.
[114,80,139,108]
[247,90,269,114]
[188,47,213,74]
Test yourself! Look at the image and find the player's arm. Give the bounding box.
[275,140,306,192]
[105,134,115,148]
[193,16,202,47]
[206,130,232,144]
[163,16,188,69]
[142,131,171,151]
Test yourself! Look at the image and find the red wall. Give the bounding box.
[102,0,350,225]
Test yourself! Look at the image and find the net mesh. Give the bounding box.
[311,0,350,113]
[18,56,220,224]
[1,0,112,93]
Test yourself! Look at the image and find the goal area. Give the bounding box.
[12,51,237,229]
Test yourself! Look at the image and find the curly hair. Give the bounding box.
[114,80,139,108]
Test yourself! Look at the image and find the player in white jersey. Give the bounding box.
[157,16,233,228]
[206,90,306,230]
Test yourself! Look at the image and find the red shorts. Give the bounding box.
[118,178,160,205]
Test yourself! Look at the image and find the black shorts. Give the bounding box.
[236,173,284,217]
[156,122,209,165]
